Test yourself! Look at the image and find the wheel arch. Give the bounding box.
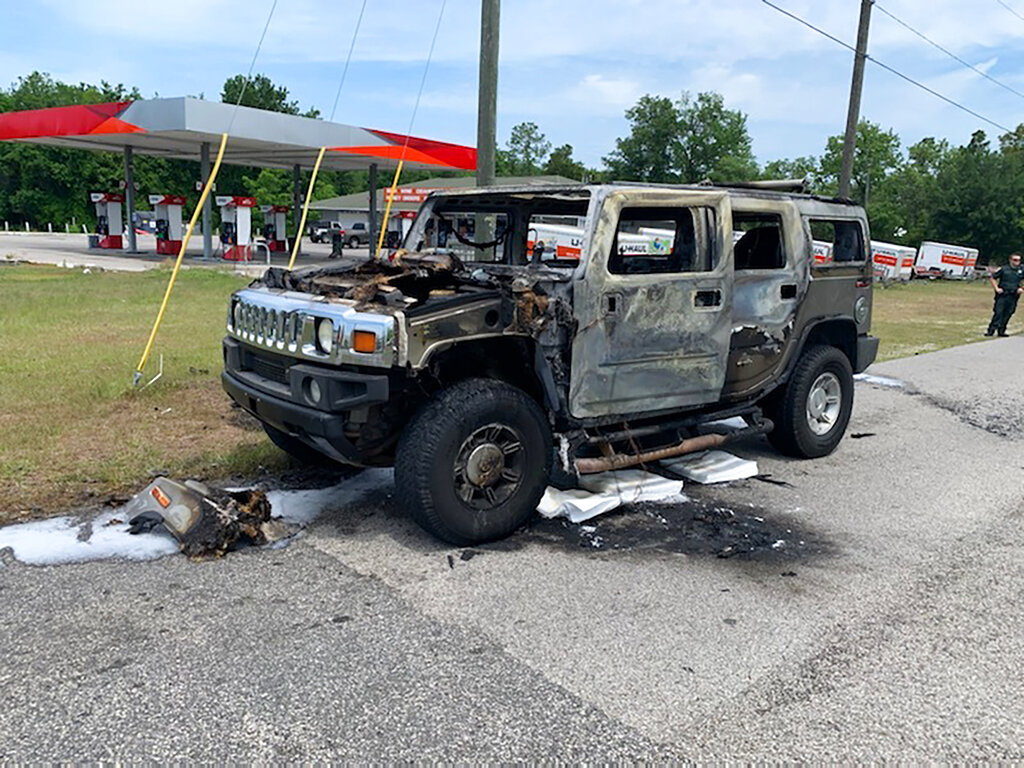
[424,336,558,414]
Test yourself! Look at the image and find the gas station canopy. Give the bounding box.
[0,97,477,258]
[0,97,477,172]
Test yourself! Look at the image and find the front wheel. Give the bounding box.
[348,236,360,248]
[765,345,853,458]
[395,379,552,545]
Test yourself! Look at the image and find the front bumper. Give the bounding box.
[222,337,390,464]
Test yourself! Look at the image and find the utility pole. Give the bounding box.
[476,0,499,188]
[839,0,873,199]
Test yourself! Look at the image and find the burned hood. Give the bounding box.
[256,252,571,310]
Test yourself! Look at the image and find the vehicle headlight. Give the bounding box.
[315,318,334,354]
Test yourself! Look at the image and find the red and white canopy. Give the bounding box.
[0,97,476,172]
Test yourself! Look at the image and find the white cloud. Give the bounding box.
[568,74,641,111]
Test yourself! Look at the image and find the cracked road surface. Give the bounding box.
[2,338,1022,760]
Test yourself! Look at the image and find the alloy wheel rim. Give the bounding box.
[453,423,524,510]
[806,372,842,436]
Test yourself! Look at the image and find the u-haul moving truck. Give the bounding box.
[870,240,916,282]
[915,241,978,279]
[526,223,675,263]
[526,222,585,261]
[812,239,833,265]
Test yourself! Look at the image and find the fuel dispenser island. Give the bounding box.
[216,196,257,261]
[90,192,124,249]
[260,205,289,252]
[149,194,187,255]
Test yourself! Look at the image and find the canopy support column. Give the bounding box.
[123,146,138,253]
[201,142,212,259]
[368,163,378,255]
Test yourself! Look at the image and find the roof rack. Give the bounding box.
[696,178,808,193]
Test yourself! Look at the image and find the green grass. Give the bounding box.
[0,264,288,522]
[870,279,1019,361]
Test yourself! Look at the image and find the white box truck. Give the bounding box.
[813,239,834,265]
[915,241,978,279]
[871,241,916,282]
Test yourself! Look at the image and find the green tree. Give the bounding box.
[604,91,758,182]
[504,122,551,175]
[0,72,141,228]
[868,137,948,244]
[761,155,819,189]
[603,95,679,182]
[819,120,903,206]
[674,91,758,182]
[931,131,1017,263]
[220,73,319,117]
[544,144,587,180]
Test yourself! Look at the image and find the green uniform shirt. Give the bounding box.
[994,264,1024,292]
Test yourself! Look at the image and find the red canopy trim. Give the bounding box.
[0,101,145,141]
[330,129,476,170]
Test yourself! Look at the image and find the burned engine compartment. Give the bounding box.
[256,250,575,338]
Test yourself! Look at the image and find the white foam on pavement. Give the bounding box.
[660,450,759,484]
[854,373,905,388]
[0,469,395,566]
[538,469,684,524]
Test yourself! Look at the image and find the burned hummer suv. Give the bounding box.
[222,182,878,544]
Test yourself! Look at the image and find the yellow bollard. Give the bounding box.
[133,132,228,386]
[287,146,327,271]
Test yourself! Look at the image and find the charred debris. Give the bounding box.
[257,251,570,332]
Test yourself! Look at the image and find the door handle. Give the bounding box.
[604,293,622,315]
[694,289,721,308]
[781,283,797,300]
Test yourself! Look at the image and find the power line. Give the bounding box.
[875,3,1024,102]
[760,0,1014,134]
[995,0,1024,24]
[329,0,369,122]
[227,0,279,133]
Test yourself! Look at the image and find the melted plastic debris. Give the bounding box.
[0,469,393,566]
[854,373,905,389]
[660,450,759,484]
[537,469,684,523]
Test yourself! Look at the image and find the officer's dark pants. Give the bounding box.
[988,292,1020,334]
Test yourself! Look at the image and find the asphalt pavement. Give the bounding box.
[1,339,1022,761]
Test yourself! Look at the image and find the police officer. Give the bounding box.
[986,252,1024,337]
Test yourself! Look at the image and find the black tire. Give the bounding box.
[348,236,360,248]
[765,345,853,458]
[395,379,552,545]
[263,425,341,469]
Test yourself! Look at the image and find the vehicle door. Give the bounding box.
[722,200,803,398]
[569,189,733,419]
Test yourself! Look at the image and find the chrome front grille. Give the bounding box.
[234,302,306,353]
[227,288,398,368]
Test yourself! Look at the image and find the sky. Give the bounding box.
[2,0,1024,169]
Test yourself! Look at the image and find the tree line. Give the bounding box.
[1,71,1021,263]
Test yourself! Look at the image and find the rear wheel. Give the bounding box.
[395,379,552,545]
[765,345,853,458]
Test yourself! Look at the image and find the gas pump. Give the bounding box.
[90,192,124,249]
[259,205,289,252]
[216,196,257,261]
[148,194,187,255]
